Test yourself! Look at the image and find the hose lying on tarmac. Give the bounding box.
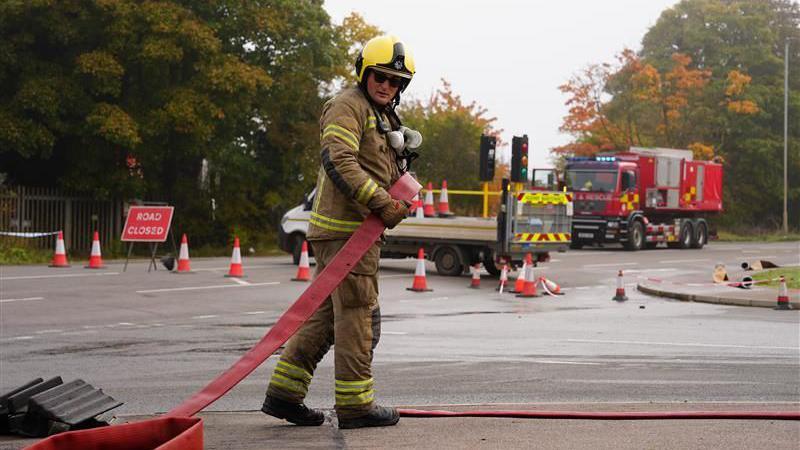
[398,409,800,420]
[24,173,800,450]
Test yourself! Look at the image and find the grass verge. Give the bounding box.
[751,267,800,289]
[716,230,800,242]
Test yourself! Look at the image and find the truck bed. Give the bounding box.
[386,216,497,244]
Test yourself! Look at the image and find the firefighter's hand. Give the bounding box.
[378,200,409,229]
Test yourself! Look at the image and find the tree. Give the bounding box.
[556,0,800,229]
[401,80,503,215]
[0,2,377,247]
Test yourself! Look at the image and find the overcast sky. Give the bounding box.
[323,0,681,168]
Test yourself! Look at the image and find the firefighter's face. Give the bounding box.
[366,70,401,106]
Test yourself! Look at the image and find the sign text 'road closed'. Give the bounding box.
[121,206,174,242]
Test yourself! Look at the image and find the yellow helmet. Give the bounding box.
[355,35,415,91]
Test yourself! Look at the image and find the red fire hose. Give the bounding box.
[25,173,799,450]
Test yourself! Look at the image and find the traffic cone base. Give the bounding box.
[225,237,245,278]
[293,241,311,282]
[85,231,105,269]
[50,231,70,268]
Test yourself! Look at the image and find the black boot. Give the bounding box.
[261,396,325,426]
[338,405,399,429]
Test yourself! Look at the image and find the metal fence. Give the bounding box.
[0,186,124,252]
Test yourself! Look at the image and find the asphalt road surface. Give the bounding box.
[1,241,798,448]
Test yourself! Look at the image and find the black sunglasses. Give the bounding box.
[372,71,404,88]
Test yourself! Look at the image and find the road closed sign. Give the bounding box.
[121,206,174,242]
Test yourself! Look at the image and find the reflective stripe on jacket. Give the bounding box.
[307,87,400,240]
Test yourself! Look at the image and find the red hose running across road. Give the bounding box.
[399,409,800,420]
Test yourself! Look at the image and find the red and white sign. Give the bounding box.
[121,206,174,242]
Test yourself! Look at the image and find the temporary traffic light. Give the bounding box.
[479,134,497,181]
[510,134,529,182]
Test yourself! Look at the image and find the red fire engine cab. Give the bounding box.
[564,147,723,251]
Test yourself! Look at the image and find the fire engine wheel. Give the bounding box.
[691,221,707,249]
[434,246,464,276]
[624,221,644,251]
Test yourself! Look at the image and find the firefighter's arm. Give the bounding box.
[320,101,393,212]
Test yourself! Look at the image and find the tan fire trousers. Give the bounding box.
[266,239,381,418]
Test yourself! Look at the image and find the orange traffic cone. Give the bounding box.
[225,236,244,278]
[174,233,192,273]
[510,254,531,294]
[539,276,564,296]
[49,231,70,268]
[516,254,538,298]
[496,264,508,292]
[613,270,628,301]
[423,182,436,217]
[775,275,792,310]
[292,240,311,282]
[437,180,454,217]
[407,248,432,292]
[409,193,420,216]
[85,231,105,269]
[468,264,481,289]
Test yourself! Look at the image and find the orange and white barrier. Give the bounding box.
[225,236,244,278]
[292,240,311,282]
[423,182,436,217]
[613,269,628,301]
[49,231,70,268]
[497,264,508,293]
[85,231,105,269]
[468,264,481,289]
[437,180,453,217]
[407,248,432,292]
[174,233,192,273]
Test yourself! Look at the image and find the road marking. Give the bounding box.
[0,296,44,303]
[429,297,450,301]
[190,264,287,272]
[658,258,710,264]
[567,339,798,351]
[136,281,279,294]
[229,277,251,286]
[624,268,677,274]
[192,315,219,320]
[583,262,637,268]
[382,331,408,335]
[531,360,602,366]
[35,329,63,334]
[11,336,34,341]
[244,311,266,315]
[1,272,118,281]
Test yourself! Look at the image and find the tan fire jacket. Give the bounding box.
[307,87,401,240]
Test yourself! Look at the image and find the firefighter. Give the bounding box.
[261,35,417,429]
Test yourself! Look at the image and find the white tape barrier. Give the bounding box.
[0,231,60,238]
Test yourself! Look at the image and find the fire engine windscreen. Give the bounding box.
[566,170,618,192]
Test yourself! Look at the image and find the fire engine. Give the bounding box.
[564,147,723,250]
